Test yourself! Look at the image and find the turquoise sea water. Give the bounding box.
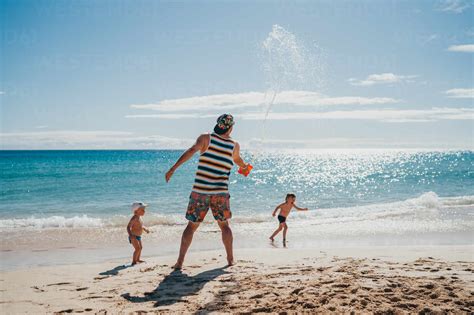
[1,149,473,268]
[0,149,472,236]
[1,149,473,219]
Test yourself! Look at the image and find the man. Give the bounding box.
[165,114,250,269]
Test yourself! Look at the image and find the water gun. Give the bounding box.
[238,164,253,177]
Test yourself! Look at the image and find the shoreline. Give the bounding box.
[2,244,474,273]
[1,245,473,313]
[2,233,473,271]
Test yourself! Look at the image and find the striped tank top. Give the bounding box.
[192,133,235,195]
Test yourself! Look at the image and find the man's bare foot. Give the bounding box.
[131,262,137,266]
[172,263,182,270]
[138,260,146,263]
[226,260,235,267]
[269,236,274,242]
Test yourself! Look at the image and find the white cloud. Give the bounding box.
[245,138,470,149]
[445,88,474,98]
[127,108,474,123]
[447,44,474,52]
[126,90,473,125]
[126,113,207,119]
[436,0,471,13]
[0,91,5,95]
[0,130,193,150]
[246,137,384,149]
[348,73,418,86]
[240,108,474,122]
[130,91,398,112]
[132,92,264,112]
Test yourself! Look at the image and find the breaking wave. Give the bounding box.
[1,192,472,233]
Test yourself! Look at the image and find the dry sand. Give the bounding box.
[1,245,473,314]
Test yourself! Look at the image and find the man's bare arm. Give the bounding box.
[232,142,248,169]
[165,134,208,182]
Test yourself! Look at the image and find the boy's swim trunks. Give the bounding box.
[128,235,142,243]
[186,191,231,222]
[278,215,286,223]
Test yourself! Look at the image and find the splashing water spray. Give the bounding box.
[240,24,326,176]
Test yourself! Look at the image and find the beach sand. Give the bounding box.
[1,245,473,314]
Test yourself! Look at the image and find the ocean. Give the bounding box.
[1,149,473,268]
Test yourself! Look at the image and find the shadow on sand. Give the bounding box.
[122,267,228,307]
[99,264,131,276]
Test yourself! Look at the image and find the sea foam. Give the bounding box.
[1,193,471,234]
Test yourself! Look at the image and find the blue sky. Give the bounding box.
[1,0,473,149]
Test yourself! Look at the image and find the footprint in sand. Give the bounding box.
[218,278,235,283]
[250,293,265,299]
[83,295,114,300]
[140,266,157,272]
[396,302,418,309]
[291,288,304,295]
[94,276,109,280]
[55,308,92,314]
[47,282,72,286]
[31,286,45,292]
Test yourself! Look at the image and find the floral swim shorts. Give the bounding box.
[186,192,231,222]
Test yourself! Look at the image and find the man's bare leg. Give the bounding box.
[217,220,234,266]
[174,221,200,269]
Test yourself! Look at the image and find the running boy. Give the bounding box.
[269,194,308,243]
[127,202,150,265]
